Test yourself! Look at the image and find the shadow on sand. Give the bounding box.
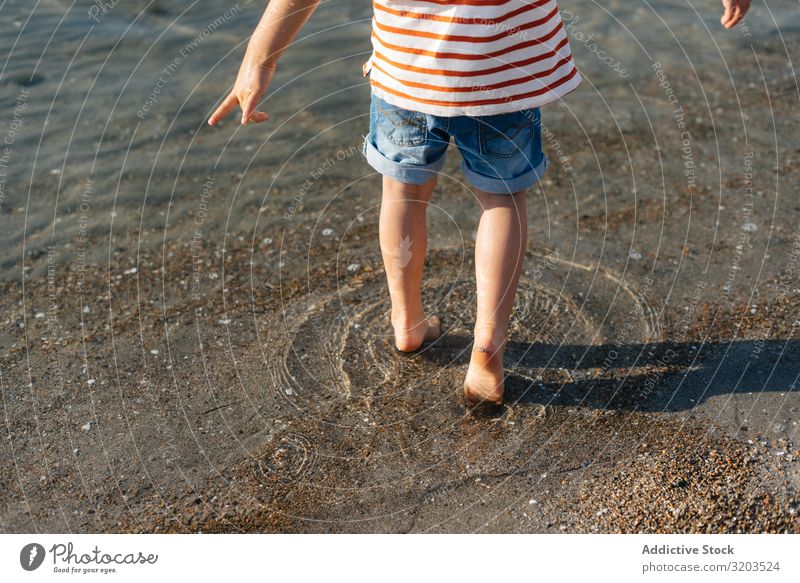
[423,335,800,412]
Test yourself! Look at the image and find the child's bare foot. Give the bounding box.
[463,340,505,404]
[392,313,441,352]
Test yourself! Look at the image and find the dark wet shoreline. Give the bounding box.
[1,236,797,533]
[1,0,798,533]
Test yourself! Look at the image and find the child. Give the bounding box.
[209,0,750,406]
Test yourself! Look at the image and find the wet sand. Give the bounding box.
[0,1,798,532]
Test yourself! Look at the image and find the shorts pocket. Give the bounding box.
[478,109,537,159]
[375,99,428,147]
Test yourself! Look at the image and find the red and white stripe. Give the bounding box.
[363,0,582,116]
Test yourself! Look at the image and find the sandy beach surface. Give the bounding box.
[0,1,798,532]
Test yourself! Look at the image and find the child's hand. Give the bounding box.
[207,0,319,127]
[208,59,275,126]
[720,0,750,29]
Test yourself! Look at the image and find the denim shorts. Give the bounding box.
[362,93,548,194]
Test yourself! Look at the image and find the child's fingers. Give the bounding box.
[729,8,744,27]
[721,1,746,28]
[240,91,262,125]
[737,0,751,21]
[721,4,734,27]
[208,94,238,126]
[247,111,270,124]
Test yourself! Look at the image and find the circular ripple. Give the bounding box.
[256,433,317,481]
[256,247,657,428]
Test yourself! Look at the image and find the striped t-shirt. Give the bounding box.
[362,0,582,117]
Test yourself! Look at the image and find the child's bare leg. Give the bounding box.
[379,175,441,351]
[464,189,527,404]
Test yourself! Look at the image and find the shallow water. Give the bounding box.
[0,1,798,532]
